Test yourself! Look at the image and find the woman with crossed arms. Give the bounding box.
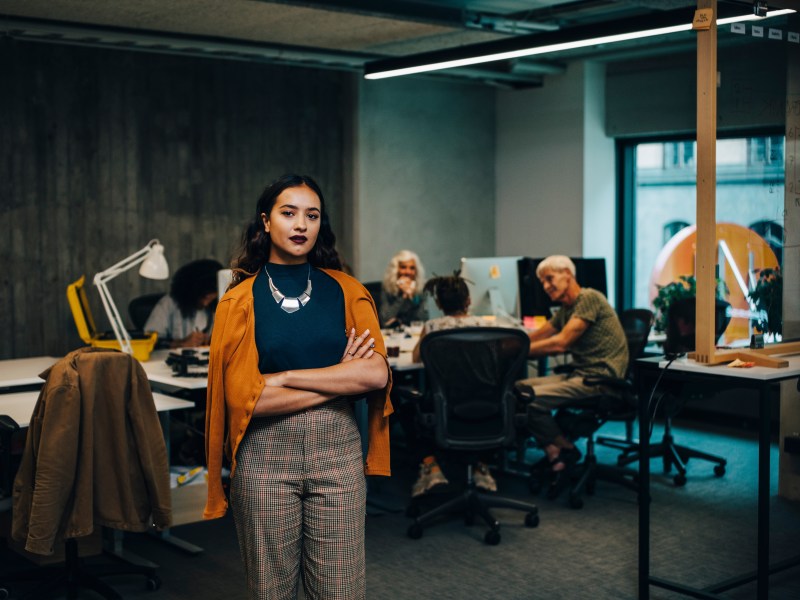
[204,174,392,600]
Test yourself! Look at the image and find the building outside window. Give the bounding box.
[625,134,785,344]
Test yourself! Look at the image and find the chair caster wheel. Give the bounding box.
[147,576,162,591]
[568,493,584,510]
[673,473,687,486]
[484,530,501,545]
[0,587,9,600]
[714,465,726,477]
[524,512,539,528]
[407,524,423,540]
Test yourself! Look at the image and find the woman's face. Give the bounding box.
[261,184,322,265]
[397,259,417,280]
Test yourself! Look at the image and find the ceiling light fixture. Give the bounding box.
[364,6,795,80]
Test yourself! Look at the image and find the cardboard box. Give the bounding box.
[170,469,207,527]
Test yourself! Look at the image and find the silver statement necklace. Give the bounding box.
[264,264,312,314]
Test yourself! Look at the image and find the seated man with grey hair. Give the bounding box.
[516,255,628,489]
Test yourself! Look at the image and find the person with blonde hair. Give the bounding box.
[380,249,428,328]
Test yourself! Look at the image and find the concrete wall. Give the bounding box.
[496,63,586,260]
[354,76,496,283]
[496,62,617,305]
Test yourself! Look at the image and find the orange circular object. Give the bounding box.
[649,222,779,344]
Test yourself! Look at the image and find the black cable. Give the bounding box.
[645,355,680,440]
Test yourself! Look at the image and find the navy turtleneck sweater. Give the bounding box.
[253,262,346,374]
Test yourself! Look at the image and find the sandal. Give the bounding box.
[545,448,582,500]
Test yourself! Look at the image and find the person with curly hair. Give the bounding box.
[379,249,428,328]
[404,272,498,497]
[204,174,392,600]
[144,258,223,348]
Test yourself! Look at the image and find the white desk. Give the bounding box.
[141,350,208,391]
[387,352,423,372]
[0,391,193,429]
[0,357,58,388]
[637,354,800,600]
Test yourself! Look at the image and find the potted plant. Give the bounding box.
[652,275,729,334]
[748,267,782,340]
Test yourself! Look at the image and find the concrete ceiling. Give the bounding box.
[0,0,792,88]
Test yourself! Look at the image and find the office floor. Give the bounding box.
[2,419,799,600]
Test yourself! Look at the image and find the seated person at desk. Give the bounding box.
[380,250,428,328]
[404,272,497,497]
[515,255,628,480]
[144,258,223,348]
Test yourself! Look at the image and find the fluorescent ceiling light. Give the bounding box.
[364,7,795,80]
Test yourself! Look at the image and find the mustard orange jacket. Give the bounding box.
[204,268,393,519]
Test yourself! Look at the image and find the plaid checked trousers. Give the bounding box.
[230,397,366,600]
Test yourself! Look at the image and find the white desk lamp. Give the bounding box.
[93,240,169,356]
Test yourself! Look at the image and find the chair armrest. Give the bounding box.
[582,376,633,393]
[394,385,423,405]
[0,414,20,433]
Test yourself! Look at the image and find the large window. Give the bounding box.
[621,134,785,344]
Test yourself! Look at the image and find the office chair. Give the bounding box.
[405,327,539,545]
[362,281,383,323]
[128,292,165,331]
[532,309,653,509]
[607,297,730,486]
[2,349,170,600]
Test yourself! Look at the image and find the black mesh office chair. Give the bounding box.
[532,309,653,509]
[607,297,730,486]
[405,327,539,545]
[128,293,165,331]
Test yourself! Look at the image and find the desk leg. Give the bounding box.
[638,368,650,600]
[155,412,205,555]
[149,529,204,555]
[756,383,771,600]
[105,529,159,568]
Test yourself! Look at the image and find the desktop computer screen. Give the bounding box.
[217,269,233,301]
[459,256,523,319]
[518,257,608,317]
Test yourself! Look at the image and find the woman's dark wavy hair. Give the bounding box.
[170,259,224,318]
[423,271,470,316]
[231,174,342,286]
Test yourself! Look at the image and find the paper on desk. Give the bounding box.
[727,358,755,368]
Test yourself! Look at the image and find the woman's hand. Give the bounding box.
[397,276,416,299]
[172,330,209,348]
[341,328,375,362]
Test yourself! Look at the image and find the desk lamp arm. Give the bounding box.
[93,240,167,357]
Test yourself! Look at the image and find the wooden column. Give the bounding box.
[689,3,795,368]
[693,0,718,364]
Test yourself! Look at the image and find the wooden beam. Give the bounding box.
[694,0,718,364]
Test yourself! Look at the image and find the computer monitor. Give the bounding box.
[217,269,233,301]
[459,256,523,319]
[518,257,608,317]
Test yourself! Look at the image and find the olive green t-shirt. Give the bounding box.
[549,288,628,378]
